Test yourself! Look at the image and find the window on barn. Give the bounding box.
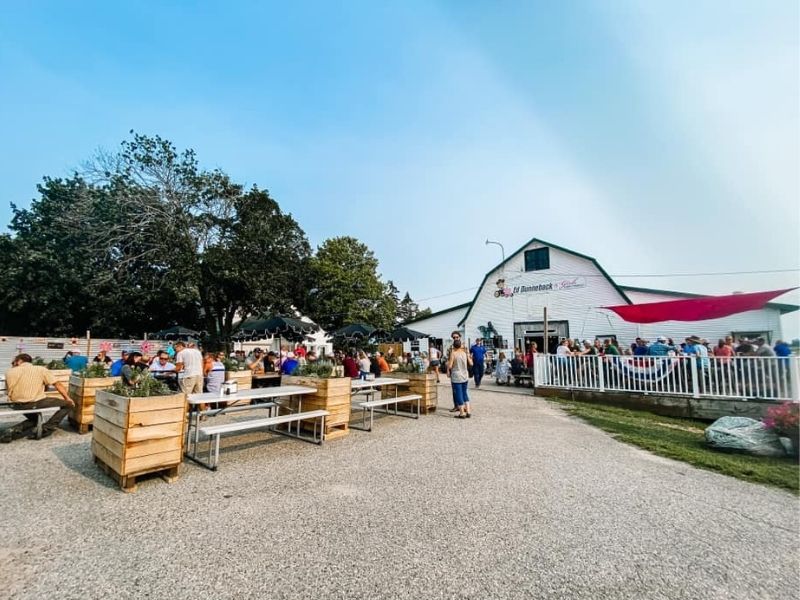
[524,247,550,271]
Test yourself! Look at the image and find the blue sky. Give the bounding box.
[1,1,798,335]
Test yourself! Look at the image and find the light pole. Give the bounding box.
[485,239,505,265]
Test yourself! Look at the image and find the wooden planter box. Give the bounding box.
[68,375,120,434]
[225,370,252,390]
[91,390,187,492]
[384,372,438,414]
[44,369,74,400]
[282,375,352,440]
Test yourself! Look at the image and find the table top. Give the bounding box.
[187,385,316,405]
[350,377,409,390]
[252,373,281,379]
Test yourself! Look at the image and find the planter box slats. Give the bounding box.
[68,375,120,434]
[225,370,252,390]
[282,375,351,440]
[92,390,187,492]
[383,373,438,414]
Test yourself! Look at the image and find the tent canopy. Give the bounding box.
[602,288,796,324]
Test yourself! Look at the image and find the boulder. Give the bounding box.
[704,416,787,457]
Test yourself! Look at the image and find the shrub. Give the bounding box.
[297,361,335,378]
[80,363,111,378]
[223,358,244,372]
[763,402,800,437]
[108,374,172,397]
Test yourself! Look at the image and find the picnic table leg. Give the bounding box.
[212,434,221,470]
[35,413,43,440]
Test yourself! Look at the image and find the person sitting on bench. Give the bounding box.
[1,353,74,442]
[510,352,525,385]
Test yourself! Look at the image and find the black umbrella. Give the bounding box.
[241,316,319,337]
[381,326,428,342]
[330,323,376,341]
[150,326,207,341]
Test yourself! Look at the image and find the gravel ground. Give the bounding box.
[1,385,797,600]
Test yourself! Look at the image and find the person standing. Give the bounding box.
[357,351,371,380]
[428,345,442,383]
[1,354,74,442]
[174,341,204,395]
[470,338,486,388]
[448,339,473,418]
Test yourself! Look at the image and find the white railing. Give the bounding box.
[533,354,800,401]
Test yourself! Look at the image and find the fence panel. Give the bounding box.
[534,354,799,402]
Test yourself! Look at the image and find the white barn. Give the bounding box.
[406,238,797,353]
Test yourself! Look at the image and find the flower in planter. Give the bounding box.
[108,373,172,397]
[80,363,112,379]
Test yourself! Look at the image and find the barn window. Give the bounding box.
[524,248,550,271]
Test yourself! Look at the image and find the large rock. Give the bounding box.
[704,416,787,457]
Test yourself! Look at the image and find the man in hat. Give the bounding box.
[648,336,671,357]
[246,348,265,374]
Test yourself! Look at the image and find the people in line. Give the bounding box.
[1,353,75,442]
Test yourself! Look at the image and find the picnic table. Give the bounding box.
[350,377,422,431]
[185,385,319,470]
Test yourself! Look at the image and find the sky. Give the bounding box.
[1,1,798,335]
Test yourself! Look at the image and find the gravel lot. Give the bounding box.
[1,385,797,599]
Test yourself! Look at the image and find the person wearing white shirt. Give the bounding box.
[174,341,204,394]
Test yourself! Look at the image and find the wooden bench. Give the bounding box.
[196,409,329,470]
[0,406,60,439]
[355,394,422,432]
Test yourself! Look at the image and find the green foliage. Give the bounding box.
[297,361,336,378]
[222,358,244,372]
[31,357,46,366]
[80,363,110,378]
[108,373,172,397]
[553,398,799,494]
[47,359,68,370]
[304,236,396,332]
[396,292,431,324]
[394,362,417,374]
[0,132,310,339]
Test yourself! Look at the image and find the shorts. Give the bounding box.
[430,360,440,367]
[451,381,469,406]
[180,375,203,395]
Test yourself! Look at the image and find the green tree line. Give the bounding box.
[0,132,430,340]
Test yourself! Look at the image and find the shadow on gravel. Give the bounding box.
[52,442,118,489]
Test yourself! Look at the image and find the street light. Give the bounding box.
[485,239,505,264]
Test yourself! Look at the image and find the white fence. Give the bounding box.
[533,354,800,401]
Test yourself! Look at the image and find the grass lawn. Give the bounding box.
[550,398,799,494]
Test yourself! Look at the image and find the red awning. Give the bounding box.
[602,288,797,324]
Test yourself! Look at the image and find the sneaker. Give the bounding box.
[449,407,459,413]
[27,429,55,440]
[465,413,472,418]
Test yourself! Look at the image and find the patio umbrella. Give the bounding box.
[150,326,207,341]
[241,315,319,338]
[330,323,376,341]
[382,326,428,342]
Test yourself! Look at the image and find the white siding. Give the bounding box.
[463,242,636,348]
[405,306,469,340]
[621,289,784,343]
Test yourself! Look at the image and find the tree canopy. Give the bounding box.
[0,133,428,340]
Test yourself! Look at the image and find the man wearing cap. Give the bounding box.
[246,348,265,374]
[648,336,671,357]
[65,349,88,372]
[1,354,74,442]
[110,351,129,377]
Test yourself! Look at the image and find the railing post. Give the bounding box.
[690,357,700,399]
[790,357,800,402]
[597,355,605,392]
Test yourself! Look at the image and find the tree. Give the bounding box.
[305,236,396,331]
[395,292,432,324]
[0,133,310,339]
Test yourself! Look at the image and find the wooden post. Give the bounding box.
[543,307,548,355]
[86,330,92,359]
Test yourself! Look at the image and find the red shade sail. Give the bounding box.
[603,288,797,324]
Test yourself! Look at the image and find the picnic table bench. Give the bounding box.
[185,385,319,470]
[350,378,422,431]
[0,403,60,440]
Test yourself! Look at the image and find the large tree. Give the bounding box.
[396,292,432,324]
[304,236,396,331]
[0,133,310,339]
